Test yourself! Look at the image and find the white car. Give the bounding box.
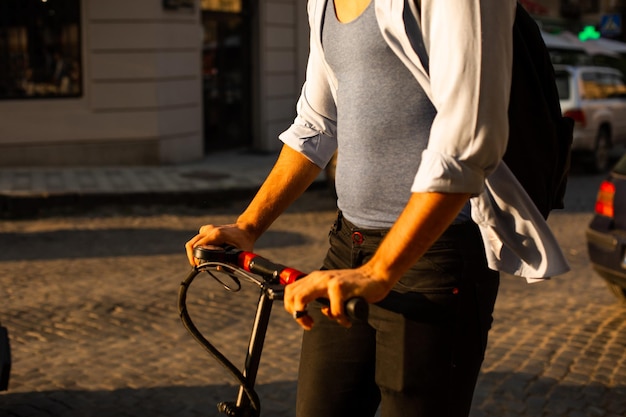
[554,65,626,172]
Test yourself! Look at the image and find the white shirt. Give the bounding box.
[279,0,570,280]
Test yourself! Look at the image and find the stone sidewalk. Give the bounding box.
[0,150,299,218]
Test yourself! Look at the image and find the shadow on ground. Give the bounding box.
[0,381,296,417]
[1,374,624,417]
[0,229,309,262]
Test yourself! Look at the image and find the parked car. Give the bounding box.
[554,65,626,172]
[586,153,626,302]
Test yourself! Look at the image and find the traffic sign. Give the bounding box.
[600,14,622,36]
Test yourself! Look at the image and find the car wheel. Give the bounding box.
[590,128,611,173]
[605,280,626,303]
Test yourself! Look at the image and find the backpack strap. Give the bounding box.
[407,0,429,74]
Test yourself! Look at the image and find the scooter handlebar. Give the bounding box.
[193,245,369,322]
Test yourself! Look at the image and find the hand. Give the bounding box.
[185,224,255,266]
[283,265,392,330]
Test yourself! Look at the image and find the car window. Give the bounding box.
[581,72,604,100]
[607,73,626,98]
[580,71,626,100]
[554,71,571,100]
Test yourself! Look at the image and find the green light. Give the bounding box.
[579,25,601,41]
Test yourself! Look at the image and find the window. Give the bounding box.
[581,71,626,100]
[606,73,626,98]
[0,0,82,99]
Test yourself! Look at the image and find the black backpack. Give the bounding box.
[412,2,574,219]
[505,3,573,218]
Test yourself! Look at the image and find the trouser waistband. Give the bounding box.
[331,210,475,244]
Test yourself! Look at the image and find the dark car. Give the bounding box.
[586,153,626,302]
[0,323,9,391]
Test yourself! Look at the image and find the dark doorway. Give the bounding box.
[201,0,252,153]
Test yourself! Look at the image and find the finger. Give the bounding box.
[185,235,219,266]
[290,306,312,330]
[185,236,203,266]
[327,279,345,318]
[296,314,314,330]
[185,225,227,266]
[327,280,351,328]
[290,303,314,330]
[284,284,316,330]
[321,303,350,327]
[198,224,215,234]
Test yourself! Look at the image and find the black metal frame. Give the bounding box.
[178,260,285,417]
[178,246,367,416]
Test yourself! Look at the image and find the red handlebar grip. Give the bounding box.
[238,251,306,285]
[238,251,257,272]
[234,249,368,321]
[278,267,306,285]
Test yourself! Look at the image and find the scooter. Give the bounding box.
[178,245,367,417]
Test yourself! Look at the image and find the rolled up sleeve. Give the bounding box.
[279,118,337,168]
[279,0,338,169]
[411,0,516,195]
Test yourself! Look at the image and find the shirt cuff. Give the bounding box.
[411,149,485,194]
[278,123,338,169]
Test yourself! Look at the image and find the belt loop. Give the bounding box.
[331,210,343,234]
[352,231,365,245]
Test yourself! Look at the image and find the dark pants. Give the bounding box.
[295,213,500,417]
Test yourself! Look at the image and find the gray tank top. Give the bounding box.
[322,0,440,228]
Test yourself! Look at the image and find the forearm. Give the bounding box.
[365,192,471,289]
[236,144,323,241]
[284,191,473,327]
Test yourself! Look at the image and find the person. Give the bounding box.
[185,1,570,416]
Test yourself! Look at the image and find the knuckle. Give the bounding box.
[328,279,345,295]
[198,224,214,233]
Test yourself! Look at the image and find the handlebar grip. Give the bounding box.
[346,297,369,322]
[193,245,239,264]
[193,245,369,321]
[316,297,369,322]
[193,246,305,285]
[239,252,305,285]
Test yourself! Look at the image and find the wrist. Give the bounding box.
[359,261,399,296]
[235,215,264,242]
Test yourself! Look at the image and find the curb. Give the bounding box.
[0,181,330,219]
[0,188,258,219]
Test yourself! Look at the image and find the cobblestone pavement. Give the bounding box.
[1,173,626,417]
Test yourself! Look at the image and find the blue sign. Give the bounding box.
[600,14,622,36]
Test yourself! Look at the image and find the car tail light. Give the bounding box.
[563,109,586,127]
[595,180,615,218]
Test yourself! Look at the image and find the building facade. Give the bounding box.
[0,0,624,167]
[0,0,307,167]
